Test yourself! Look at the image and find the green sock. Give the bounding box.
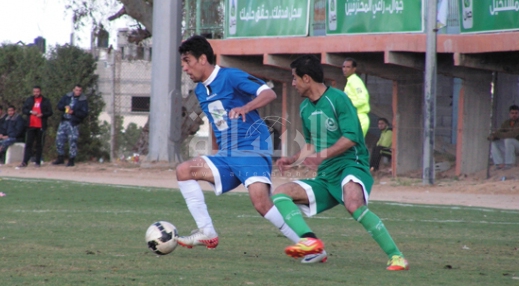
[353,206,403,258]
[271,194,312,237]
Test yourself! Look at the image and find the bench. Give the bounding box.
[5,142,25,164]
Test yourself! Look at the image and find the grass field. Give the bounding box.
[0,177,517,285]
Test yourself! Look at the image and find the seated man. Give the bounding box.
[0,105,7,163]
[488,104,519,170]
[0,106,26,160]
[370,118,392,172]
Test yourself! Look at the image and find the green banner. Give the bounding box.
[459,0,519,33]
[326,0,423,34]
[225,0,310,38]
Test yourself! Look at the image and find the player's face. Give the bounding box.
[181,53,205,82]
[342,60,356,78]
[7,107,15,117]
[33,88,41,97]
[510,109,519,121]
[291,69,309,98]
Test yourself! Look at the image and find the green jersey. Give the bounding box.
[299,86,370,173]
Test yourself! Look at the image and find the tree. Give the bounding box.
[0,44,45,108]
[0,44,107,162]
[66,0,224,43]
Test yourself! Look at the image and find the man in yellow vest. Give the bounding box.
[342,58,370,136]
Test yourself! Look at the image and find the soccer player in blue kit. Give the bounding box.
[176,35,327,263]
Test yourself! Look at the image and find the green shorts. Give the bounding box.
[295,166,373,217]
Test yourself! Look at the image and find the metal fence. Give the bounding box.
[95,47,151,162]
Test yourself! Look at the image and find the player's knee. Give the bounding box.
[272,183,293,196]
[345,201,364,215]
[176,162,193,181]
[251,198,271,216]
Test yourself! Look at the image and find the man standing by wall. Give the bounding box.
[488,104,519,170]
[52,84,89,167]
[342,57,370,137]
[18,86,53,168]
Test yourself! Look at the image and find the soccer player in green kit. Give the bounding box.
[272,55,409,271]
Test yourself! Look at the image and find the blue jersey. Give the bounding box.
[195,66,272,156]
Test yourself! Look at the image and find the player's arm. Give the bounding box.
[229,88,276,122]
[303,137,355,169]
[210,127,219,154]
[276,143,315,174]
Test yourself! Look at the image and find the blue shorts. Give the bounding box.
[202,151,272,195]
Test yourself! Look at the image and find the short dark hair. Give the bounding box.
[8,105,15,110]
[344,57,357,68]
[74,84,83,89]
[178,35,215,65]
[0,105,3,110]
[33,85,41,90]
[290,55,324,83]
[510,105,519,111]
[378,118,390,125]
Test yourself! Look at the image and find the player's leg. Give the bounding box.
[340,169,408,270]
[272,179,335,258]
[246,182,299,244]
[176,156,221,249]
[231,155,300,244]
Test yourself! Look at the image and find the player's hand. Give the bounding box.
[276,157,294,175]
[302,156,322,171]
[229,106,250,122]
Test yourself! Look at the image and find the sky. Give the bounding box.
[0,0,130,50]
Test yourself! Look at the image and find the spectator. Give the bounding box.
[0,106,26,159]
[0,105,7,163]
[370,118,393,172]
[342,57,370,137]
[18,86,53,168]
[0,105,7,135]
[51,84,89,167]
[488,104,519,170]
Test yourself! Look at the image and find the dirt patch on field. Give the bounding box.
[0,161,517,210]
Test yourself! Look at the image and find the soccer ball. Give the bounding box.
[145,221,179,255]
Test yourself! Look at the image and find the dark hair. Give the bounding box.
[290,55,324,83]
[378,118,390,125]
[510,105,519,111]
[74,84,83,89]
[33,85,41,90]
[8,105,15,110]
[0,105,3,110]
[178,35,215,65]
[344,57,357,68]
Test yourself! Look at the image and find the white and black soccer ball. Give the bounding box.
[145,221,178,255]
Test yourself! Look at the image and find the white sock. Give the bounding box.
[178,180,217,236]
[264,206,299,243]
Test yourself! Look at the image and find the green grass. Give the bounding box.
[0,177,517,285]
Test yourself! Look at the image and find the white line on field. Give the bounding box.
[0,177,171,191]
[236,214,519,225]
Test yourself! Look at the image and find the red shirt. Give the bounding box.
[29,96,43,128]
